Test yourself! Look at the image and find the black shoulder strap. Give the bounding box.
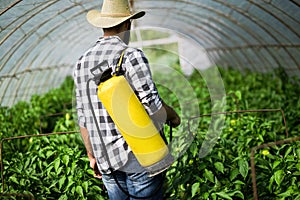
[114,48,127,76]
[91,48,127,85]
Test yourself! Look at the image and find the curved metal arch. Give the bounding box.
[170,6,277,72]
[1,4,82,76]
[1,2,89,76]
[144,18,244,69]
[249,0,300,38]
[3,0,294,74]
[213,0,297,43]
[140,0,298,68]
[198,0,296,66]
[12,72,33,105]
[0,0,59,47]
[189,1,286,69]
[15,64,71,106]
[6,1,98,103]
[0,0,62,72]
[138,3,279,71]
[10,1,96,73]
[10,10,92,100]
[171,11,256,70]
[0,79,11,105]
[27,30,95,100]
[7,11,88,104]
[289,0,300,7]
[32,7,99,68]
[141,13,227,53]
[1,6,80,102]
[0,0,55,45]
[143,7,241,47]
[0,0,23,16]
[213,0,299,68]
[196,1,288,65]
[0,0,300,106]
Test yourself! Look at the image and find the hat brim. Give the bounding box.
[86,10,145,28]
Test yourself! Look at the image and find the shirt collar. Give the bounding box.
[98,35,124,43]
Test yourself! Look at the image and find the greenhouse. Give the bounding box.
[1,0,300,199]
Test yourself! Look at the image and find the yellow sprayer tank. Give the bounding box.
[97,75,169,167]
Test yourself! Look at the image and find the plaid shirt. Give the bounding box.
[73,36,162,174]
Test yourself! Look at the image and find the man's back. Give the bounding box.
[74,35,163,173]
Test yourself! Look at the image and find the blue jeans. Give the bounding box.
[102,171,164,200]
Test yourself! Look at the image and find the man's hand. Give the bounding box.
[169,112,180,128]
[88,152,102,179]
[151,101,181,127]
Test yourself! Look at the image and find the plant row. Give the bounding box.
[0,66,300,199]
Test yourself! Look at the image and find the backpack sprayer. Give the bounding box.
[86,49,173,199]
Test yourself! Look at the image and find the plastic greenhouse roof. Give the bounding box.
[0,0,300,107]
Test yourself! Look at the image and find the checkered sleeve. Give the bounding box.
[73,61,86,128]
[124,49,162,115]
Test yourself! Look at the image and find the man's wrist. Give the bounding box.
[87,151,94,159]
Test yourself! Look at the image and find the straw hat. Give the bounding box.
[86,0,145,28]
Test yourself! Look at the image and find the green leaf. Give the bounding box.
[43,137,50,143]
[278,189,293,198]
[211,193,217,200]
[57,166,63,175]
[294,194,300,200]
[191,182,200,197]
[9,176,19,184]
[274,170,284,185]
[228,190,244,199]
[58,176,66,190]
[82,181,89,193]
[71,186,76,195]
[189,142,198,157]
[238,159,249,179]
[216,191,232,200]
[58,194,68,200]
[24,158,31,169]
[257,164,269,170]
[62,155,70,166]
[203,192,209,199]
[29,174,40,181]
[38,160,43,171]
[272,160,281,169]
[268,175,275,191]
[76,185,84,197]
[230,168,239,181]
[258,134,264,142]
[54,159,61,173]
[91,185,102,192]
[80,157,90,162]
[64,176,75,192]
[47,166,54,176]
[293,171,300,176]
[87,169,94,176]
[296,149,300,159]
[233,180,245,186]
[49,180,58,189]
[286,155,295,163]
[284,146,293,158]
[235,91,242,100]
[46,150,55,158]
[204,169,215,183]
[65,166,71,175]
[214,162,224,173]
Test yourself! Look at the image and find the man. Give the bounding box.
[73,0,180,199]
